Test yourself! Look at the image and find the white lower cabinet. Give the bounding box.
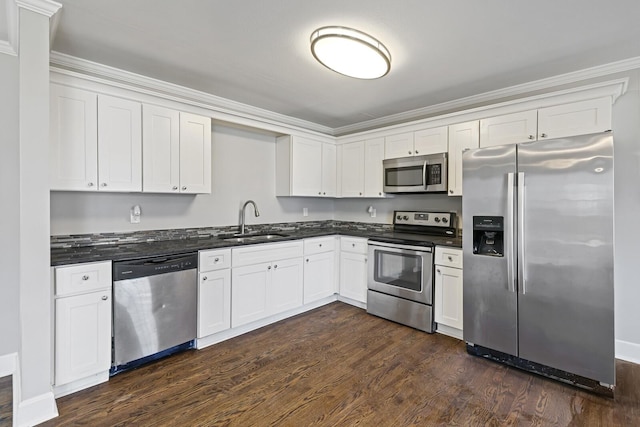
[339,237,368,304]
[198,248,232,337]
[231,242,304,328]
[303,236,337,304]
[53,261,112,390]
[434,247,463,335]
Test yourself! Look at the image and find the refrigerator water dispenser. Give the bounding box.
[472,216,504,257]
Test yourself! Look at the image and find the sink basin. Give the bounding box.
[221,233,288,243]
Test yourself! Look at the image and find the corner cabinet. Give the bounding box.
[50,85,142,192]
[53,261,112,396]
[434,247,463,339]
[447,120,479,196]
[276,135,336,197]
[143,106,212,194]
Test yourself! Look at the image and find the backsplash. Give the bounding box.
[50,220,393,248]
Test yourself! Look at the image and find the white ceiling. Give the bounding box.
[4,1,640,134]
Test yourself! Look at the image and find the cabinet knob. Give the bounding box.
[415,150,419,154]
[449,190,453,194]
[202,276,208,281]
[408,151,412,155]
[182,186,187,191]
[379,192,382,196]
[319,244,322,247]
[101,183,107,187]
[101,295,108,301]
[214,257,219,262]
[352,243,355,247]
[306,259,309,262]
[437,269,441,274]
[274,264,278,269]
[540,133,547,138]
[323,192,326,195]
[87,182,94,187]
[359,192,362,196]
[82,275,89,281]
[448,256,453,262]
[528,135,534,140]
[172,186,178,190]
[318,192,322,195]
[268,266,271,270]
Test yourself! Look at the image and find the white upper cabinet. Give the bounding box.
[537,97,612,139]
[50,84,98,191]
[340,141,365,197]
[384,132,414,159]
[448,120,479,196]
[179,112,212,194]
[363,137,385,197]
[414,126,448,155]
[142,105,180,193]
[480,110,538,147]
[276,135,336,197]
[97,95,142,192]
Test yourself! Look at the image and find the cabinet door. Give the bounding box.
[291,137,323,196]
[340,141,365,197]
[339,252,367,303]
[434,265,463,330]
[414,126,448,155]
[364,138,385,197]
[303,252,336,304]
[50,84,98,191]
[231,263,270,327]
[269,257,304,315]
[447,120,479,196]
[321,143,337,197]
[537,97,611,140]
[480,110,537,147]
[142,105,180,193]
[179,112,212,194]
[384,132,414,159]
[55,291,111,385]
[198,269,231,338]
[97,95,142,192]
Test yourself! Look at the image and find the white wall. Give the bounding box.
[0,52,20,359]
[612,70,640,363]
[50,123,335,235]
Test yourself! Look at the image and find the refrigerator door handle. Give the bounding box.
[517,172,526,294]
[506,173,516,293]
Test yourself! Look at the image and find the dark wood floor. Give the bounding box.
[29,302,640,425]
[0,375,11,426]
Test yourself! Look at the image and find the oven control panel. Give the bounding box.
[393,211,455,228]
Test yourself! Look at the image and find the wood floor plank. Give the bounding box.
[35,302,640,426]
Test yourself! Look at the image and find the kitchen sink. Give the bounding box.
[220,233,288,243]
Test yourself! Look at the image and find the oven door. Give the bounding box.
[368,241,433,304]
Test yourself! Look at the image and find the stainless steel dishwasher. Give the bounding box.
[112,253,197,374]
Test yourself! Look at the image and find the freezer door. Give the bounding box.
[517,133,614,385]
[462,144,518,356]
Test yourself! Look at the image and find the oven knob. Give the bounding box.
[396,215,402,221]
[442,217,448,223]
[434,217,441,223]
[403,215,409,220]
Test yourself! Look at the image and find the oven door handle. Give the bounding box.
[368,241,433,253]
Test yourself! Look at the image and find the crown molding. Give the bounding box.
[0,40,17,56]
[334,56,640,136]
[49,51,335,136]
[15,0,61,17]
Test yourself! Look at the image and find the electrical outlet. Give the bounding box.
[130,205,141,224]
[371,208,377,218]
[303,207,309,217]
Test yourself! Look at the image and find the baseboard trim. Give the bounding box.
[436,324,463,340]
[616,339,640,364]
[0,353,17,378]
[336,295,366,310]
[53,371,109,398]
[14,390,58,427]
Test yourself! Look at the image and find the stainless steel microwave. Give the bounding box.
[383,153,448,193]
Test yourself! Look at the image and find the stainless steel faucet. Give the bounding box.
[239,200,260,235]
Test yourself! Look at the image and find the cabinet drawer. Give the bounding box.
[232,241,303,267]
[340,237,368,254]
[435,246,463,269]
[199,248,231,272]
[55,261,112,297]
[304,236,336,255]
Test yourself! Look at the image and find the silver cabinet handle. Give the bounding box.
[101,183,107,187]
[172,186,178,190]
[101,295,108,301]
[214,257,219,262]
[87,182,94,187]
[540,133,547,138]
[182,186,187,190]
[528,135,534,140]
[202,276,208,281]
[82,275,89,281]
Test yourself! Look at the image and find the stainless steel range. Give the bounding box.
[367,211,457,332]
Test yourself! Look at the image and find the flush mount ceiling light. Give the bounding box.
[310,26,391,79]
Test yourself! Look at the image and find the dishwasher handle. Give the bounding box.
[113,253,198,280]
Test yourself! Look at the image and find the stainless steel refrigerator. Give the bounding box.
[462,132,614,391]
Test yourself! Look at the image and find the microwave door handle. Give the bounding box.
[423,160,428,189]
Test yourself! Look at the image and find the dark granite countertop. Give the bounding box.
[51,222,462,266]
